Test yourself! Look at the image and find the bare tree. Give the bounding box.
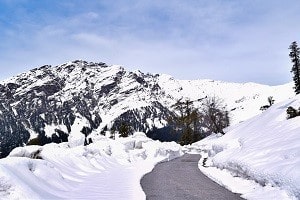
[268,96,275,106]
[201,96,230,135]
[260,96,275,111]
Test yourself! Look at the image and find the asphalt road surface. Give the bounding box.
[141,154,243,200]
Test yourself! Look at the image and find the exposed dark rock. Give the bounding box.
[0,60,177,158]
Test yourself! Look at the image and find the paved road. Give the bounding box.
[141,154,243,200]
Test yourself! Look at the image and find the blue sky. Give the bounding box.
[0,0,300,85]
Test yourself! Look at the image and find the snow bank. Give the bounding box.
[190,95,300,199]
[1,132,183,199]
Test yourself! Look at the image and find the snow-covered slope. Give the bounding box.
[0,60,294,157]
[190,95,300,199]
[0,132,183,199]
[159,75,294,124]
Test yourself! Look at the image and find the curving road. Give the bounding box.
[141,154,243,200]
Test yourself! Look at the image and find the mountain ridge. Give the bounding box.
[0,60,294,157]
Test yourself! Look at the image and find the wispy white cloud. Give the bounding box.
[0,0,299,84]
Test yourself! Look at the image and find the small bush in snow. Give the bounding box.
[260,105,270,111]
[30,149,43,159]
[286,106,299,119]
[260,96,275,111]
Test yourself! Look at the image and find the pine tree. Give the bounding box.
[171,99,201,145]
[289,41,300,94]
[119,122,131,137]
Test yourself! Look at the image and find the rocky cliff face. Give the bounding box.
[0,60,294,157]
[0,61,175,157]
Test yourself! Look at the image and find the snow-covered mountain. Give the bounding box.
[0,60,294,157]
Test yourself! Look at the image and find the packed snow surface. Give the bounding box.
[189,95,300,199]
[0,132,183,199]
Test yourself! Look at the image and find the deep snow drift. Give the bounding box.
[189,95,300,199]
[0,132,183,199]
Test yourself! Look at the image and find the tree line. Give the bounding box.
[168,96,229,145]
[103,96,230,146]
